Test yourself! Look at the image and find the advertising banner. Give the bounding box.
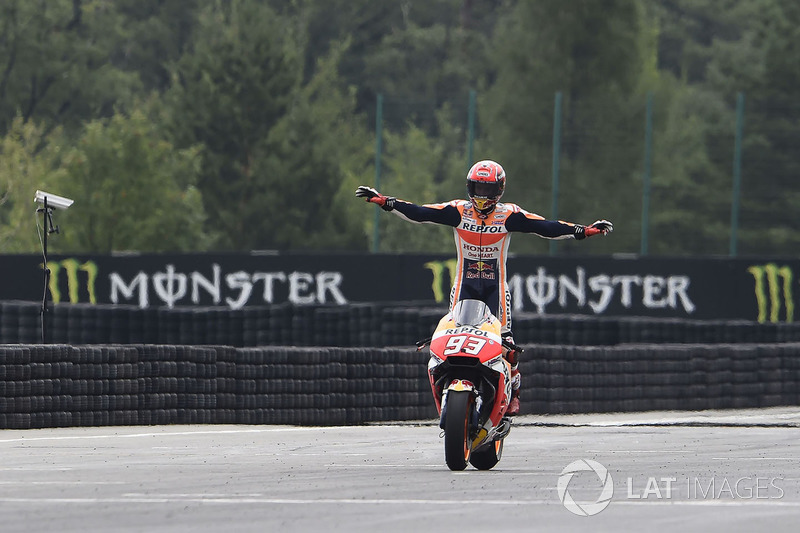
[0,253,793,322]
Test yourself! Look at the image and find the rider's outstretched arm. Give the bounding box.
[505,207,613,240]
[391,200,461,226]
[355,186,460,226]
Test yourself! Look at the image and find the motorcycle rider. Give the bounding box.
[355,160,613,415]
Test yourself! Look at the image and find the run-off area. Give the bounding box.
[1,411,799,533]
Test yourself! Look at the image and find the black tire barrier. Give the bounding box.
[7,300,800,347]
[1,343,800,428]
[518,343,800,414]
[0,344,439,428]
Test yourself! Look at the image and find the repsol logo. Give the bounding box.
[46,259,99,304]
[747,263,794,323]
[444,327,489,337]
[459,222,505,233]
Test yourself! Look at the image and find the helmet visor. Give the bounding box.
[468,180,501,199]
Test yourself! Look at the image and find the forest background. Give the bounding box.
[1,0,798,257]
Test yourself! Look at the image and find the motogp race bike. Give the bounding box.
[418,299,520,471]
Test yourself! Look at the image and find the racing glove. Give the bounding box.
[355,186,396,211]
[574,219,613,239]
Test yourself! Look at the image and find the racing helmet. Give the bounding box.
[466,160,505,215]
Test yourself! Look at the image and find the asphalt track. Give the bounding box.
[1,407,800,532]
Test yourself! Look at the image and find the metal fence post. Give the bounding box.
[550,91,563,256]
[641,92,654,256]
[371,93,384,253]
[729,92,745,257]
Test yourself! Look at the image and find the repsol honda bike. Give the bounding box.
[418,299,519,471]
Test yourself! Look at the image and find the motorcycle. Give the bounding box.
[417,299,519,471]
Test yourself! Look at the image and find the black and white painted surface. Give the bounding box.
[1,408,799,532]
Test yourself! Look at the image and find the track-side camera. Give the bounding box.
[33,190,74,343]
[34,190,74,210]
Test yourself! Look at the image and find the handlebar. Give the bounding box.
[415,336,524,355]
[501,339,524,354]
[415,337,432,351]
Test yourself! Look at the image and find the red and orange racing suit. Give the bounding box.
[392,199,581,334]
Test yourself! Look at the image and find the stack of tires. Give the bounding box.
[519,343,800,415]
[5,300,800,347]
[0,346,33,429]
[137,345,218,425]
[1,302,39,344]
[71,346,139,426]
[231,347,435,426]
[2,343,800,428]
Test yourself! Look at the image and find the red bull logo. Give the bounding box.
[466,260,496,280]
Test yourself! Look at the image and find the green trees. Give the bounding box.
[0,0,140,133]
[481,0,651,254]
[165,1,371,250]
[0,118,64,252]
[733,0,800,254]
[164,0,301,250]
[0,0,798,256]
[56,107,208,253]
[645,0,800,256]
[375,118,465,253]
[0,109,207,254]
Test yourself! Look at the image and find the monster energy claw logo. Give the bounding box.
[747,263,794,323]
[45,258,99,304]
[425,259,457,303]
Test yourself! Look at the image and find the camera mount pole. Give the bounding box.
[38,196,59,343]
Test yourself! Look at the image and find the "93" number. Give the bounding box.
[443,335,487,355]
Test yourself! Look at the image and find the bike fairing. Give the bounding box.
[389,198,582,333]
[425,299,516,470]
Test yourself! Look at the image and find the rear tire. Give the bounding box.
[469,438,503,470]
[443,390,474,471]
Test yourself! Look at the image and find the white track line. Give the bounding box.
[0,497,796,507]
[712,457,799,461]
[0,427,330,444]
[586,450,689,453]
[0,481,125,485]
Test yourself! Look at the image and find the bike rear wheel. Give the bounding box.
[443,390,474,471]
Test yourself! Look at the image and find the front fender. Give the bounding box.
[439,379,477,430]
[447,379,475,393]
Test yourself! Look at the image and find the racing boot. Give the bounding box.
[507,366,521,416]
[502,335,522,416]
[507,387,521,417]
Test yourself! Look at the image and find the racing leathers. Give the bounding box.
[390,198,586,333]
